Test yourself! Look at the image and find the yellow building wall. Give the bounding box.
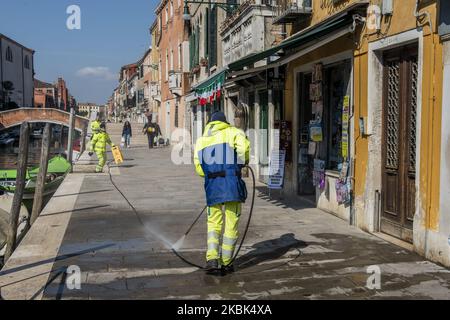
[284,0,443,235]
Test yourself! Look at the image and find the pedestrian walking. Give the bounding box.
[194,111,250,275]
[122,121,133,148]
[142,115,162,149]
[89,123,115,173]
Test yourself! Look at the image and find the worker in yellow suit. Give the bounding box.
[89,123,115,173]
[194,112,250,275]
[90,115,102,141]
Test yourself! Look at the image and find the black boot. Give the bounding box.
[221,264,235,275]
[204,259,220,275]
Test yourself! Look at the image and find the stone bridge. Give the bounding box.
[0,108,89,132]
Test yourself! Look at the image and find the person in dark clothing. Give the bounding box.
[142,115,162,149]
[122,121,132,148]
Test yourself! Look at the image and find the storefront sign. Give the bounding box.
[276,121,292,162]
[268,150,286,190]
[342,95,350,159]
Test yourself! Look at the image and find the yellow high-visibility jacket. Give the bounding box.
[90,131,114,153]
[194,121,250,206]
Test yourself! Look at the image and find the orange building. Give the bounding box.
[154,0,190,143]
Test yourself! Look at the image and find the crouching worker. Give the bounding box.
[194,112,250,275]
[89,123,115,173]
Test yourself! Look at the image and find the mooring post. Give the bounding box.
[80,123,87,156]
[67,108,75,172]
[5,122,30,261]
[30,123,51,226]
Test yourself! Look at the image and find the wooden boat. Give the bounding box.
[0,155,71,200]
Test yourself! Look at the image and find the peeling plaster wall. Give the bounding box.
[429,40,450,267]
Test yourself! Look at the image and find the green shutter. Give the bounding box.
[205,9,209,59]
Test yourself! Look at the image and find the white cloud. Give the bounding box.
[76,66,116,81]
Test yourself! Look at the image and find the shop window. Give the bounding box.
[323,61,351,171]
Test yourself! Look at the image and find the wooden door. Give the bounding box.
[381,44,418,243]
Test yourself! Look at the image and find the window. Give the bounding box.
[170,1,174,17]
[170,49,174,71]
[175,103,179,128]
[159,56,162,81]
[165,7,168,24]
[24,55,30,69]
[6,46,13,62]
[165,49,169,80]
[178,43,182,70]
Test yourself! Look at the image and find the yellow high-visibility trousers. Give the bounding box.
[95,151,106,173]
[206,202,241,266]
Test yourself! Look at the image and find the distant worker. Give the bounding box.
[89,123,115,173]
[194,111,250,275]
[142,115,162,149]
[91,115,102,141]
[122,121,133,148]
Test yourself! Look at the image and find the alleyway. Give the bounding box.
[0,123,449,300]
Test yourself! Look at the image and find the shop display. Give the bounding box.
[309,121,323,142]
[342,95,350,159]
[308,141,316,155]
[313,63,323,83]
[313,159,326,189]
[336,180,351,205]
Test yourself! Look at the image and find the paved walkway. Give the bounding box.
[0,123,449,300]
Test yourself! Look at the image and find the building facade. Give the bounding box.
[223,0,449,267]
[34,79,57,109]
[155,0,190,144]
[149,20,162,122]
[0,33,35,110]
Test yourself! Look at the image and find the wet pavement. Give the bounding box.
[1,123,450,300]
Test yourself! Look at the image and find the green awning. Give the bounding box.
[193,70,227,94]
[228,13,354,71]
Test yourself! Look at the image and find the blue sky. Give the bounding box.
[0,0,158,104]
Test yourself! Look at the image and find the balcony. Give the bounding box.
[273,0,312,25]
[150,82,161,102]
[168,70,183,96]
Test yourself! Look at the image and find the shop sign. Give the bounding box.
[342,95,350,159]
[268,150,286,190]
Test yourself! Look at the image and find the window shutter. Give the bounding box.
[205,8,209,59]
[209,6,217,68]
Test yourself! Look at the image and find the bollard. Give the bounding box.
[30,123,51,226]
[5,122,30,261]
[67,108,75,172]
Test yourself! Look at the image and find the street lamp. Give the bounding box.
[183,4,191,21]
[182,1,236,22]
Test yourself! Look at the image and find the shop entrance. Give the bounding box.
[381,44,418,243]
[297,73,314,195]
[297,59,352,199]
[259,91,269,183]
